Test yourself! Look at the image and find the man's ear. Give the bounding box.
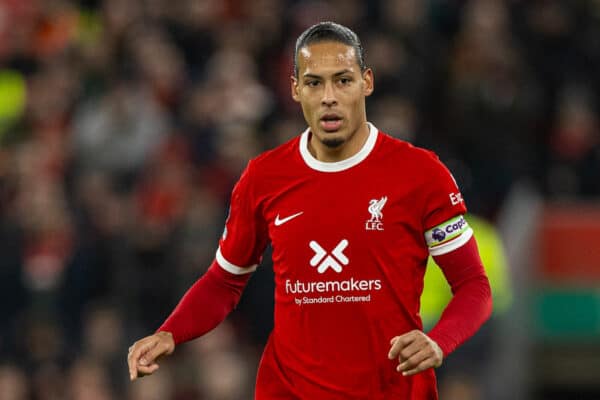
[363,68,374,97]
[291,75,300,102]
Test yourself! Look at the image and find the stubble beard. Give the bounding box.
[322,137,345,148]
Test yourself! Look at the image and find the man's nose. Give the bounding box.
[321,82,337,106]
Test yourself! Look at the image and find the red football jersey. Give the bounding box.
[217,123,470,399]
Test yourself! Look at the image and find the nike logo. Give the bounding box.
[274,212,304,226]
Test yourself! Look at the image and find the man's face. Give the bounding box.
[291,41,373,149]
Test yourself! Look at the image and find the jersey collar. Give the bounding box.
[299,122,378,172]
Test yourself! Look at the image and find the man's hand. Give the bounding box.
[388,330,443,376]
[127,331,175,381]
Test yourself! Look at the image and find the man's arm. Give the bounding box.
[388,236,492,375]
[127,260,251,380]
[427,235,492,355]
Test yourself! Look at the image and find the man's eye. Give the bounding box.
[340,78,351,85]
[306,81,320,87]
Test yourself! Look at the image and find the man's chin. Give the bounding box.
[322,137,345,148]
[312,125,346,148]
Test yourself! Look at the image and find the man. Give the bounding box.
[127,22,492,399]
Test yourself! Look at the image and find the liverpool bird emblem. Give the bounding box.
[366,196,387,231]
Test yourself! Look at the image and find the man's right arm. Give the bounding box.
[127,259,251,380]
[128,159,267,381]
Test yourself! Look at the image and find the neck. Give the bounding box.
[308,121,370,162]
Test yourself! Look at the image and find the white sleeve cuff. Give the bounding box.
[216,247,258,275]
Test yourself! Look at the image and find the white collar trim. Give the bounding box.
[299,122,378,172]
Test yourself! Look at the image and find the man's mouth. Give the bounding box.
[320,114,343,132]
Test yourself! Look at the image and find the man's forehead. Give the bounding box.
[298,42,358,74]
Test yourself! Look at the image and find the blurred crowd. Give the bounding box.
[0,0,599,399]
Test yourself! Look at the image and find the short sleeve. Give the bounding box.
[216,160,269,274]
[421,152,472,256]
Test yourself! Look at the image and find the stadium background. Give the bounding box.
[0,0,599,398]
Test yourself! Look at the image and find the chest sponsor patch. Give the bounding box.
[285,238,384,306]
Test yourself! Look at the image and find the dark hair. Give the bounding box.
[294,21,366,77]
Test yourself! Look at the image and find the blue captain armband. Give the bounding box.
[425,215,473,256]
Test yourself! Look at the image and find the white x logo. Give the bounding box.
[309,239,349,273]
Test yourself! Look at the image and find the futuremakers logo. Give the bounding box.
[309,239,349,273]
[284,239,383,305]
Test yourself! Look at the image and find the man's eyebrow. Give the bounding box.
[302,69,353,79]
[333,69,353,77]
[302,73,322,79]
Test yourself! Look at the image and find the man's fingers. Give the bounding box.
[388,340,401,360]
[138,340,170,366]
[388,330,419,359]
[397,339,425,363]
[128,345,141,380]
[128,337,159,380]
[127,332,175,381]
[388,331,444,377]
[397,348,431,373]
[136,363,160,376]
[401,357,438,376]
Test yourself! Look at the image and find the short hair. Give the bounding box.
[294,21,366,77]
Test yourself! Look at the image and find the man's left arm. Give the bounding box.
[427,235,492,355]
[388,151,492,375]
[388,235,492,375]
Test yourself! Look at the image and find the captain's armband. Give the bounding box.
[424,215,473,256]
